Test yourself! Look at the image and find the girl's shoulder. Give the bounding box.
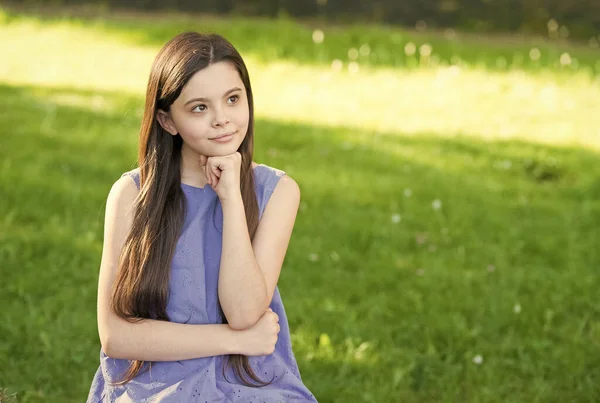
[252,162,297,219]
[252,162,287,192]
[252,161,285,177]
[121,167,141,190]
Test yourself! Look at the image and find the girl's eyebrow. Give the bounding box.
[184,87,242,105]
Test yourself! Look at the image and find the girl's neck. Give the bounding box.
[179,143,209,188]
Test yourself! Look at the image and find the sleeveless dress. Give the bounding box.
[87,164,318,403]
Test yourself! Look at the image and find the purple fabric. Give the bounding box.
[87,164,317,402]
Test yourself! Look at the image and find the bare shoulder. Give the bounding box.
[106,175,140,215]
[106,175,140,224]
[101,175,140,269]
[252,161,299,199]
[274,174,300,194]
[270,174,301,208]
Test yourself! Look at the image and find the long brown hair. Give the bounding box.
[110,32,270,387]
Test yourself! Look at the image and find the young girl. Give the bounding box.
[87,32,318,402]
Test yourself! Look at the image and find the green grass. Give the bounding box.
[1,5,600,403]
[1,4,600,76]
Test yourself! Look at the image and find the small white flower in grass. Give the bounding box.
[472,355,483,365]
[529,48,541,61]
[404,188,412,197]
[404,42,416,57]
[331,59,343,72]
[560,52,572,66]
[348,48,359,60]
[348,61,360,74]
[312,29,324,44]
[309,253,319,262]
[547,19,559,32]
[514,303,521,314]
[432,199,442,210]
[391,214,401,224]
[419,43,432,57]
[359,44,371,56]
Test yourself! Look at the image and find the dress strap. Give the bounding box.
[121,168,140,190]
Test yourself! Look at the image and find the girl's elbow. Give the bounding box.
[227,318,252,331]
[101,334,119,358]
[227,313,258,330]
[100,327,126,359]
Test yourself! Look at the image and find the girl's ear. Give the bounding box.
[156,110,178,136]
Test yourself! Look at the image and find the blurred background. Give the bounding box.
[0,0,599,402]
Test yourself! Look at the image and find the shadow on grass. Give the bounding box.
[2,82,600,402]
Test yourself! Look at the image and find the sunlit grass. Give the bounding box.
[1,12,598,151]
[252,62,599,150]
[2,5,599,74]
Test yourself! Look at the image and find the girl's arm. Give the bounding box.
[97,176,243,361]
[218,176,301,330]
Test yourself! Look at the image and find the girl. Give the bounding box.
[87,32,318,402]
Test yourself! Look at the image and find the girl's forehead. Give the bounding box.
[180,62,243,99]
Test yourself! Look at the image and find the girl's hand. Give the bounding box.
[239,308,280,356]
[199,152,242,202]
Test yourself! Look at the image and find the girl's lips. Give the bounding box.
[210,132,235,142]
[212,134,233,143]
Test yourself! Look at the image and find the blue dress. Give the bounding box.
[87,164,318,402]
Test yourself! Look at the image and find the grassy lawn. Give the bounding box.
[1,5,599,403]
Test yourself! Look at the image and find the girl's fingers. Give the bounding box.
[203,157,231,188]
[210,165,221,179]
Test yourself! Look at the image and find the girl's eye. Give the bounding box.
[227,95,239,104]
[192,104,206,112]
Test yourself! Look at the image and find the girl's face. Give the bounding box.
[157,61,250,157]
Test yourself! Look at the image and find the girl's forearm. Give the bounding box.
[101,315,243,361]
[218,196,269,330]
